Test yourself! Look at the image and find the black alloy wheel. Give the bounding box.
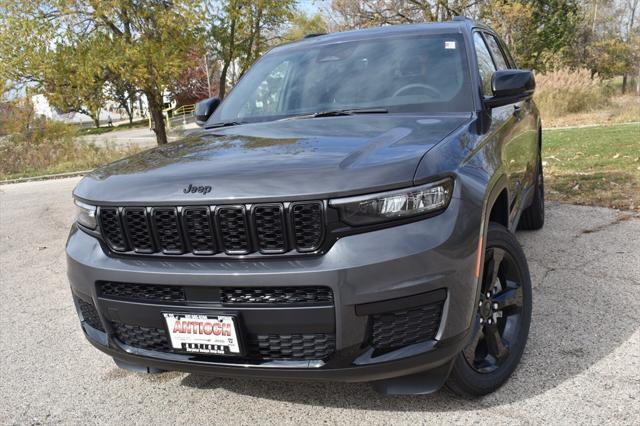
[447,223,532,397]
[463,245,524,373]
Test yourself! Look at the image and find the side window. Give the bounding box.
[238,61,290,117]
[484,34,509,70]
[473,32,496,96]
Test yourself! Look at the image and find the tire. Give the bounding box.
[518,155,544,230]
[446,223,532,397]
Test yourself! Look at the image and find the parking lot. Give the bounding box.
[1,177,638,425]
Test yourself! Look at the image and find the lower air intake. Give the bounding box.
[370,302,443,350]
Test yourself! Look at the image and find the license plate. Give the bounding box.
[163,313,241,355]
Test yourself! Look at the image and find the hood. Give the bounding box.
[74,114,471,204]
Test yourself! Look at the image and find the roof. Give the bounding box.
[272,18,493,53]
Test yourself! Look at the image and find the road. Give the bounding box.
[1,178,639,425]
[80,123,199,149]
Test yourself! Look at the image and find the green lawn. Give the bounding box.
[543,123,640,211]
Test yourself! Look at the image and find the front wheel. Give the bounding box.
[446,223,532,397]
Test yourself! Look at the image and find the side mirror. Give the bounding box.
[195,97,221,126]
[485,70,535,108]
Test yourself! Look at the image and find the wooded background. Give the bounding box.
[1,0,638,145]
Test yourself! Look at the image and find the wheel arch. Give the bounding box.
[470,174,510,327]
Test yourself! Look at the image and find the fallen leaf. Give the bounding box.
[572,183,580,191]
[613,153,620,159]
[542,161,548,166]
[37,246,47,251]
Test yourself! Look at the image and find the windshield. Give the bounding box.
[209,33,473,125]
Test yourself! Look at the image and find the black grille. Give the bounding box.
[97,202,325,257]
[217,207,250,254]
[253,205,286,253]
[370,302,443,350]
[292,202,323,251]
[248,334,335,360]
[123,208,154,253]
[112,322,170,351]
[99,208,126,251]
[111,322,335,360]
[183,207,216,254]
[152,208,183,253]
[99,281,186,302]
[221,286,333,305]
[77,298,104,332]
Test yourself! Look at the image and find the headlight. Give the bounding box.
[74,200,97,229]
[330,178,453,226]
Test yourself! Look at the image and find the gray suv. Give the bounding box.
[67,18,543,396]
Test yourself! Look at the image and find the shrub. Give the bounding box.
[534,68,610,118]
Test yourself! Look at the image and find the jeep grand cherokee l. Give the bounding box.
[67,18,544,396]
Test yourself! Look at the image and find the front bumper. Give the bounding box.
[66,196,481,383]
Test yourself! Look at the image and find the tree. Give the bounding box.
[481,0,580,71]
[170,50,216,105]
[562,0,639,92]
[207,0,295,99]
[328,0,481,29]
[105,75,138,125]
[84,1,204,144]
[620,0,639,93]
[282,12,329,41]
[43,38,108,127]
[0,0,204,145]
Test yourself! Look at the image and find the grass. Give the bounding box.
[542,95,640,128]
[534,68,640,128]
[0,133,142,181]
[543,123,640,211]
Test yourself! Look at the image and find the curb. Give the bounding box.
[0,170,90,185]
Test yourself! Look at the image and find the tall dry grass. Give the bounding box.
[534,68,610,119]
[0,114,140,180]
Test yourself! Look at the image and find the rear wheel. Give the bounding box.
[518,155,544,230]
[446,223,532,397]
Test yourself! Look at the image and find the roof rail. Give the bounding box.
[304,33,327,39]
[452,16,472,22]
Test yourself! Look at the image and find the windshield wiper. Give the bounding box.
[284,108,389,120]
[206,121,245,129]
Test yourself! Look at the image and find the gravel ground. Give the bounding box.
[1,178,639,425]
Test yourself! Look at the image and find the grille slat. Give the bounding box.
[249,334,335,360]
[77,298,104,332]
[99,281,186,302]
[152,208,184,254]
[217,207,250,254]
[98,203,324,257]
[97,282,332,306]
[253,205,286,253]
[99,208,126,251]
[183,207,216,254]
[221,286,333,305]
[292,202,323,252]
[111,322,335,360]
[112,323,170,351]
[123,208,154,253]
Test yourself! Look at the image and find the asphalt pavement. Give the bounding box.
[79,123,199,149]
[1,178,638,425]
